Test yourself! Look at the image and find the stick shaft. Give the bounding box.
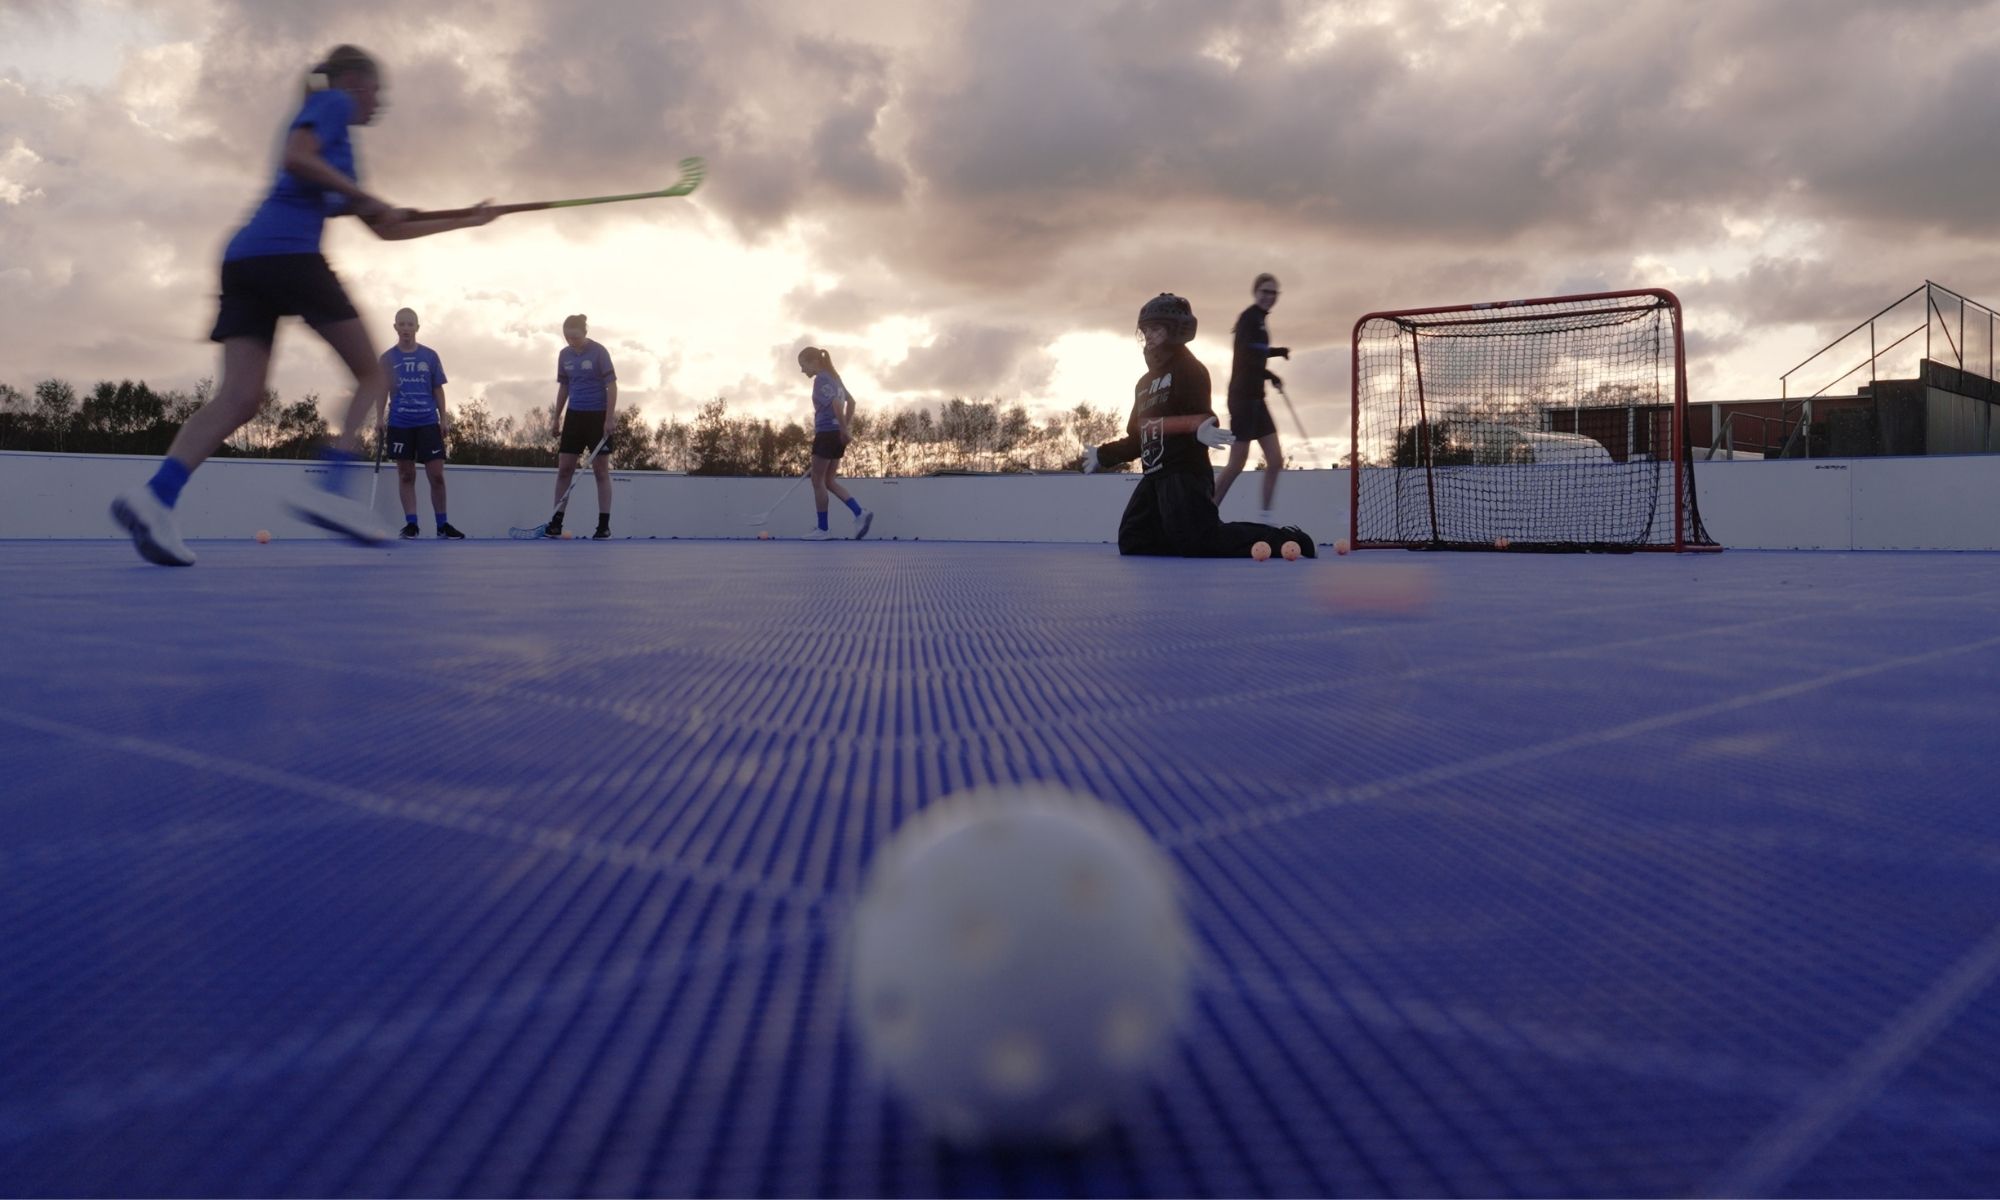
[404,159,704,221]
[553,436,610,511]
[409,192,679,221]
[1275,385,1320,466]
[750,471,811,524]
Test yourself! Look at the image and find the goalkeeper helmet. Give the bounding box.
[1136,293,1197,344]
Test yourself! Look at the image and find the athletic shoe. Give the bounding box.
[1278,525,1318,558]
[286,487,388,546]
[591,528,611,540]
[852,508,874,540]
[801,528,838,541]
[109,486,195,566]
[399,522,421,539]
[543,518,564,539]
[436,523,466,540]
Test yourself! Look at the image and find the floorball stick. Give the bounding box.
[1273,383,1322,468]
[510,435,609,539]
[746,471,811,528]
[409,158,705,221]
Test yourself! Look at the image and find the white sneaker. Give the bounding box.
[852,508,874,540]
[110,485,195,566]
[801,528,838,541]
[287,485,388,545]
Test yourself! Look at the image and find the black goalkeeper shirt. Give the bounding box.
[1097,345,1215,476]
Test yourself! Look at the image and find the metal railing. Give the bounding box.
[1777,282,2000,458]
[1703,409,1807,460]
[1781,281,2000,402]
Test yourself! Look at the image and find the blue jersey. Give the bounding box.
[811,371,845,432]
[381,344,446,426]
[557,340,615,412]
[224,89,359,261]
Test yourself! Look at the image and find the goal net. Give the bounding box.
[1350,289,1718,552]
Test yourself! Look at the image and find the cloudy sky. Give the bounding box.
[6,0,2000,455]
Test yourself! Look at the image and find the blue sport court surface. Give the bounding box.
[2,539,1997,1197]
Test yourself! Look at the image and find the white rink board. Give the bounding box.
[3,450,1999,550]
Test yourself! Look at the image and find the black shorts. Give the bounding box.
[811,430,846,461]
[385,423,446,463]
[559,409,613,456]
[209,254,359,344]
[1227,390,1278,441]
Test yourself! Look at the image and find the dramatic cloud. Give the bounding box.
[7,0,2000,460]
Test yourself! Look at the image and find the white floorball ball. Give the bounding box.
[848,784,1195,1146]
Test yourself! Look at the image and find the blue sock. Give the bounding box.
[318,446,360,495]
[405,513,418,526]
[146,458,191,508]
[817,510,829,531]
[435,512,448,530]
[844,496,863,517]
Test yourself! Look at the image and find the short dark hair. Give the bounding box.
[1254,273,1280,293]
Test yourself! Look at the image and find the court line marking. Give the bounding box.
[1216,965,2000,1143]
[0,916,825,1146]
[0,706,833,910]
[1699,916,2000,1197]
[1159,632,2000,850]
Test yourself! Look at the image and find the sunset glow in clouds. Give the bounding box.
[9,0,2000,460]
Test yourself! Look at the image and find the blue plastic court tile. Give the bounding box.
[2,540,1999,1196]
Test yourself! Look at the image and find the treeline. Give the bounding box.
[0,378,1129,476]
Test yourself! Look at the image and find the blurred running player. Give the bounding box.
[1211,273,1290,520]
[112,45,497,565]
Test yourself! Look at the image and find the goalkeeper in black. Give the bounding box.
[1084,293,1315,558]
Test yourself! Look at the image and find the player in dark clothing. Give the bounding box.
[1213,273,1290,520]
[1085,294,1314,558]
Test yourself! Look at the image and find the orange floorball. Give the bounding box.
[255,530,271,544]
[1250,541,1272,561]
[1281,541,1301,561]
[1333,539,1351,555]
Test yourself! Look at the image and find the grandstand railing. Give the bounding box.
[1779,282,2000,457]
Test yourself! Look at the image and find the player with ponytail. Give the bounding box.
[112,45,502,565]
[798,346,873,540]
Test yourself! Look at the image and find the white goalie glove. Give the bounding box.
[1195,417,1235,448]
[1082,446,1101,474]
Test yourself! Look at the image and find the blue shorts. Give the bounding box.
[385,423,446,463]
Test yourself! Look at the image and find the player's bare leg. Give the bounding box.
[1255,432,1284,515]
[164,338,273,469]
[1211,438,1252,508]
[590,452,614,538]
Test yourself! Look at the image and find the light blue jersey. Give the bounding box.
[224,88,358,261]
[557,340,615,412]
[381,344,446,426]
[811,371,845,433]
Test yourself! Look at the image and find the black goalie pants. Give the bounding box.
[1115,468,1299,558]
